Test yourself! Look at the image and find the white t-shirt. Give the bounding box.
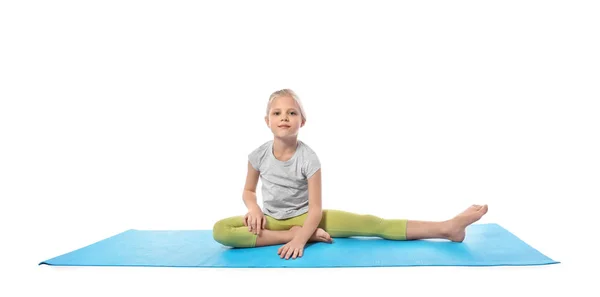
[248,139,321,220]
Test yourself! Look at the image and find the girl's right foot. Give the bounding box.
[313,228,333,243]
[290,226,333,243]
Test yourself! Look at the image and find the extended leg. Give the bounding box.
[320,204,488,242]
[319,209,409,240]
[406,204,489,241]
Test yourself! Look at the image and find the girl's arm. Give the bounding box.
[242,161,261,211]
[295,168,323,242]
[242,161,266,234]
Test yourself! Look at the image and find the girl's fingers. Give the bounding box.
[256,217,262,235]
[285,248,294,260]
[279,246,288,258]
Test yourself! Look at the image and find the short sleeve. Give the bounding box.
[248,151,261,171]
[248,141,270,171]
[303,153,321,179]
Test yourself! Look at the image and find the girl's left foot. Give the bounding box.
[444,204,489,242]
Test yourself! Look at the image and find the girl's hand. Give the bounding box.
[278,237,306,260]
[244,207,266,235]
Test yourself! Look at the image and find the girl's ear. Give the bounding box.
[264,115,270,127]
[301,119,305,127]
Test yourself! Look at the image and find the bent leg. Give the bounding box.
[212,214,307,248]
[255,215,301,246]
[213,215,258,248]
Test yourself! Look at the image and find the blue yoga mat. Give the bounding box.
[39,223,558,268]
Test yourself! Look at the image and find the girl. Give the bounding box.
[213,89,488,260]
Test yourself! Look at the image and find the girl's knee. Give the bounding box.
[212,217,255,248]
[212,218,231,245]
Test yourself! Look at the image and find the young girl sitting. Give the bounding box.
[213,89,488,260]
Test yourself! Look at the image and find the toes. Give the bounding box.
[316,232,333,243]
[480,204,489,213]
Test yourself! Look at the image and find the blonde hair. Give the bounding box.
[266,89,307,123]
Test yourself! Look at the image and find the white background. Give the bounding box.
[1,0,599,296]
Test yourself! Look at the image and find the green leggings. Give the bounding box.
[213,209,407,248]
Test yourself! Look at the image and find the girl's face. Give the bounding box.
[265,96,305,139]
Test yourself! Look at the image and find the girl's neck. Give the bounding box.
[272,137,298,156]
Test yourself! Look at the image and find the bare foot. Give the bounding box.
[312,228,333,243]
[444,204,489,242]
[290,226,333,243]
